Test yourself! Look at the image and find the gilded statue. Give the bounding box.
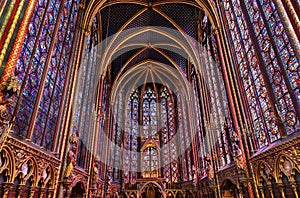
[231,131,244,170]
[64,134,78,179]
[0,99,13,149]
[92,156,100,188]
[205,154,214,183]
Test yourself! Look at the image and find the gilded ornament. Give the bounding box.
[230,131,244,170]
[0,98,14,150]
[1,76,20,97]
[63,134,79,179]
[205,154,214,183]
[92,155,100,188]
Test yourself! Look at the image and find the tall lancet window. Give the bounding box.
[143,147,159,178]
[123,90,139,183]
[222,0,300,149]
[177,95,193,182]
[142,88,158,138]
[73,15,99,169]
[121,86,193,182]
[13,0,80,151]
[110,90,123,181]
[160,87,179,182]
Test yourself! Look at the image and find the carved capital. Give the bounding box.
[92,156,100,187]
[239,177,252,185]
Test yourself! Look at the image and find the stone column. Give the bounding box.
[0,0,37,102]
[0,0,17,39]
[0,0,25,69]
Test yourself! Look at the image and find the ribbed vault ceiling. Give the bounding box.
[89,0,212,85]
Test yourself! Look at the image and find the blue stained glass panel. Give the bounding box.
[14,0,80,150]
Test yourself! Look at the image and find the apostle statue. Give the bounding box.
[64,134,78,179]
[0,99,14,150]
[92,156,100,188]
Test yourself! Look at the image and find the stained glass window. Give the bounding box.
[143,147,159,178]
[77,139,87,168]
[123,89,139,183]
[160,87,179,182]
[222,0,300,149]
[190,13,234,178]
[99,77,109,180]
[121,86,193,182]
[177,95,193,181]
[247,0,299,134]
[72,15,99,169]
[206,30,233,168]
[192,75,207,178]
[109,90,124,181]
[142,88,158,138]
[13,0,80,151]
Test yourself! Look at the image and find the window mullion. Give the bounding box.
[237,0,287,137]
[12,0,52,134]
[41,0,77,147]
[26,0,67,140]
[257,0,300,119]
[227,0,272,144]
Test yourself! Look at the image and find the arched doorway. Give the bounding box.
[141,183,163,198]
[221,179,238,198]
[71,182,85,198]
